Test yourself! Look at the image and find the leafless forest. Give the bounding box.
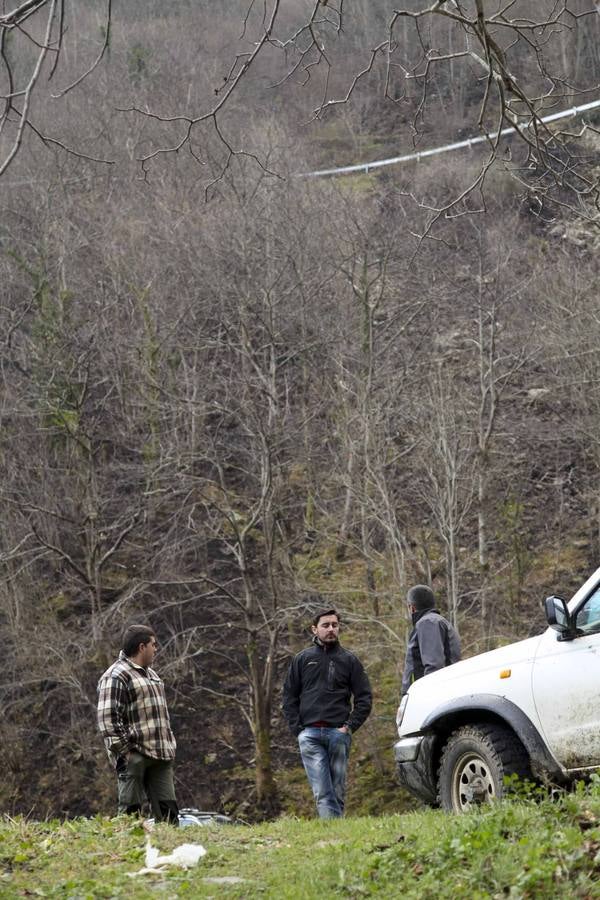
[2,1,600,819]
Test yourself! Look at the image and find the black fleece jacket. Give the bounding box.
[282,639,373,737]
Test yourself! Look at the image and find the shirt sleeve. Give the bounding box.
[347,656,373,733]
[282,656,303,736]
[97,674,132,756]
[418,618,447,675]
[401,640,414,696]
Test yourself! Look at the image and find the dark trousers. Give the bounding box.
[116,751,178,824]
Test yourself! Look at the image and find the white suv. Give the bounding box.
[394,566,600,812]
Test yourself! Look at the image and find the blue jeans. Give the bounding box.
[298,727,352,818]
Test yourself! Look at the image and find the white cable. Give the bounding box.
[297,98,600,178]
[4,99,600,186]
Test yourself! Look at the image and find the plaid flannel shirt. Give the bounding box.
[97,651,176,765]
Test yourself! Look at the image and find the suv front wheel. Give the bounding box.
[437,723,531,812]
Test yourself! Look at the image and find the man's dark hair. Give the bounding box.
[122,624,155,657]
[312,608,340,627]
[407,585,435,611]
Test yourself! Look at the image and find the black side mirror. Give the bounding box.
[544,595,573,639]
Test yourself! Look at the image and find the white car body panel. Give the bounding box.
[398,565,600,775]
[399,633,543,738]
[532,626,600,769]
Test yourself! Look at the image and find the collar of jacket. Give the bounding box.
[411,607,440,626]
[119,648,154,674]
[312,635,340,651]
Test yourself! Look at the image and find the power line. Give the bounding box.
[4,99,599,187]
[297,98,600,179]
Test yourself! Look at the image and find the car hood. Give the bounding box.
[406,631,544,697]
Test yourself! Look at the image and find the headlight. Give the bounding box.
[396,694,408,733]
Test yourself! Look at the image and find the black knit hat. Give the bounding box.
[407,585,435,611]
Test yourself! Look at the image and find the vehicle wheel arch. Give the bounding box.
[426,710,515,778]
[421,694,565,783]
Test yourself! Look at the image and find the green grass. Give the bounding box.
[3,783,600,898]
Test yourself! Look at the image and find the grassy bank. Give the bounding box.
[2,783,600,898]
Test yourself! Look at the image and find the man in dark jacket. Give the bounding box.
[401,585,461,696]
[282,607,372,818]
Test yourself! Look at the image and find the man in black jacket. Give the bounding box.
[283,607,372,819]
[401,585,461,696]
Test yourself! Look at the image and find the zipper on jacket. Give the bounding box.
[327,660,335,690]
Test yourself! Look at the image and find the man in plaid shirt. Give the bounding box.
[97,624,179,823]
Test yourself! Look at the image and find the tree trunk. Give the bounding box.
[478,462,494,649]
[246,629,278,816]
[336,443,355,561]
[253,709,278,815]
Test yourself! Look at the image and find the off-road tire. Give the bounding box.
[437,723,531,813]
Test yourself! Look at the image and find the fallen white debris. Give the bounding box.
[128,838,207,877]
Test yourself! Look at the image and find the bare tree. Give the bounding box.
[461,218,535,645]
[119,2,600,228]
[6,1,600,229]
[409,364,476,627]
[139,163,336,814]
[540,235,600,558]
[331,201,424,609]
[0,0,116,176]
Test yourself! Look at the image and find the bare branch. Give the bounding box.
[51,0,112,98]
